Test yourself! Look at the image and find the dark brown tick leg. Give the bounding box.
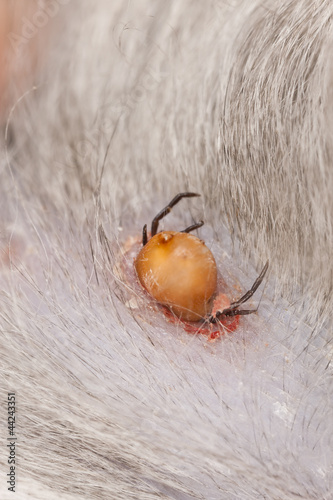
[150,192,200,237]
[142,224,148,246]
[208,261,269,323]
[181,220,204,234]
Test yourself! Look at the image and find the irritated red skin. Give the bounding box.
[166,293,240,341]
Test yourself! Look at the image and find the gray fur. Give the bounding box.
[1,0,332,498]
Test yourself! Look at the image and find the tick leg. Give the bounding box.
[228,260,269,310]
[208,307,258,323]
[181,220,204,233]
[206,314,218,324]
[151,192,200,237]
[218,307,258,318]
[142,224,148,246]
[207,260,269,323]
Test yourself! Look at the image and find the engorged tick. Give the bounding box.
[134,192,268,327]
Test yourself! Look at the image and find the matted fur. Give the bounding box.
[0,1,332,499]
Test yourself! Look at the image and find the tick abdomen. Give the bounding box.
[135,231,217,321]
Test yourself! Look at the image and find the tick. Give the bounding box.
[134,192,268,326]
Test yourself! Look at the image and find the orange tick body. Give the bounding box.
[134,192,268,325]
[135,231,217,321]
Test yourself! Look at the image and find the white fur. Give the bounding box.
[1,1,332,498]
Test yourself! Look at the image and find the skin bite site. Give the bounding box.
[129,192,268,340]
